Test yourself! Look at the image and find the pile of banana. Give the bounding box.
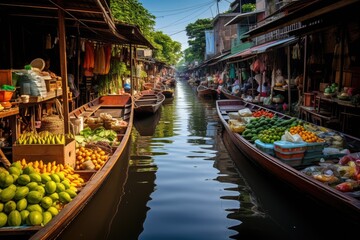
[15,131,74,145]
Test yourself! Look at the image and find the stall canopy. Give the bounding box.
[223,37,297,61]
[0,0,151,46]
[243,0,359,40]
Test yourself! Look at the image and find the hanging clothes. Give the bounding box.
[83,41,95,77]
[93,45,106,75]
[229,64,236,79]
[292,43,300,60]
[104,44,112,74]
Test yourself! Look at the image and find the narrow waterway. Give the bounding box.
[106,79,358,240]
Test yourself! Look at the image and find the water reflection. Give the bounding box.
[111,80,264,240]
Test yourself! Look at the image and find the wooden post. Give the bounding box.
[287,45,291,112]
[338,25,345,90]
[130,44,133,95]
[57,2,70,134]
[303,35,308,98]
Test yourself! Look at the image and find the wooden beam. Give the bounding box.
[0,3,103,14]
[57,1,70,134]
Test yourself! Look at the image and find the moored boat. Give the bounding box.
[219,86,241,100]
[197,84,218,99]
[0,94,134,239]
[153,82,174,99]
[216,99,360,220]
[134,91,165,115]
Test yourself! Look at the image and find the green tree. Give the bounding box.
[111,0,182,65]
[185,18,212,63]
[111,0,155,38]
[152,31,182,65]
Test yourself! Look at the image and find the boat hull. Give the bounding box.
[197,85,217,98]
[134,91,165,115]
[216,99,360,220]
[0,94,134,239]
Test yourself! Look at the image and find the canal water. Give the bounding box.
[104,80,358,240]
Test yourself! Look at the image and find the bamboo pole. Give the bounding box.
[57,1,70,133]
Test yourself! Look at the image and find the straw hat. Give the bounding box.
[30,58,45,71]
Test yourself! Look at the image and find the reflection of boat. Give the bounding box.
[134,108,161,136]
[216,99,360,220]
[1,94,134,239]
[197,84,217,98]
[134,91,165,115]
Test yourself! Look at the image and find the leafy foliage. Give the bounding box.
[110,0,155,38]
[152,31,182,65]
[184,18,212,63]
[110,0,182,65]
[242,3,256,13]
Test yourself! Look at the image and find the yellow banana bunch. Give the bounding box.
[15,131,67,145]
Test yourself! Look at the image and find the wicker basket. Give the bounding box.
[86,122,103,130]
[39,115,64,134]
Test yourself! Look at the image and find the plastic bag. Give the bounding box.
[238,108,252,117]
[229,120,246,133]
[281,131,303,143]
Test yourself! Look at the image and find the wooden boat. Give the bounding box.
[0,94,134,239]
[219,86,241,100]
[216,99,360,219]
[197,84,218,99]
[143,82,155,90]
[153,82,174,99]
[134,91,165,115]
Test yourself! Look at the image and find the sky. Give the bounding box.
[138,0,232,51]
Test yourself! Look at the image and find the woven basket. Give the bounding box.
[39,115,64,134]
[86,122,103,130]
[39,99,64,134]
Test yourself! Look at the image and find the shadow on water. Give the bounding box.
[56,143,131,240]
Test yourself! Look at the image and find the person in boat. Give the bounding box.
[241,76,259,94]
[231,79,240,95]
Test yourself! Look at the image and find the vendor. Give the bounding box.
[257,80,270,97]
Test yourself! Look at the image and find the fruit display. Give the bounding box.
[289,125,324,143]
[252,109,274,118]
[75,146,109,170]
[15,131,74,145]
[241,116,302,142]
[0,160,84,228]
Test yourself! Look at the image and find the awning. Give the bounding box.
[243,0,358,39]
[224,10,265,27]
[253,36,297,53]
[207,51,231,66]
[223,37,297,61]
[0,0,138,44]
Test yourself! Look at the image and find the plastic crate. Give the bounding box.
[306,141,325,153]
[275,150,304,167]
[302,153,324,165]
[274,140,307,153]
[255,139,274,156]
